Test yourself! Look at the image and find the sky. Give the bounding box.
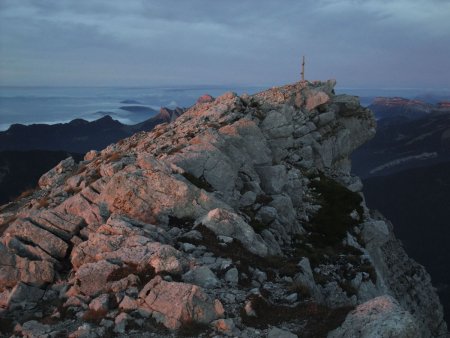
[0,0,449,88]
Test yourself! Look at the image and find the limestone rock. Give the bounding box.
[38,157,76,189]
[305,90,329,111]
[0,243,54,288]
[16,320,52,338]
[4,219,68,259]
[294,258,322,302]
[138,276,224,329]
[198,208,268,257]
[71,232,187,276]
[256,165,287,194]
[182,266,220,289]
[268,327,298,338]
[0,79,446,337]
[328,296,419,338]
[89,294,110,312]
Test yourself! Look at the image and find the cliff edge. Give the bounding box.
[0,80,447,337]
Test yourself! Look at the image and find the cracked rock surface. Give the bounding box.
[0,80,447,337]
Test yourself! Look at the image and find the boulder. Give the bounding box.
[138,276,224,329]
[74,260,122,296]
[305,90,329,111]
[89,294,110,312]
[294,258,322,301]
[4,219,68,259]
[38,157,76,189]
[3,282,45,310]
[328,295,419,338]
[256,165,287,194]
[198,208,268,257]
[260,110,294,139]
[0,243,54,288]
[71,234,187,275]
[182,266,220,289]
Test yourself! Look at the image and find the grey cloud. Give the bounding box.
[0,0,449,87]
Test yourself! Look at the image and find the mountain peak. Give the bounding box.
[0,80,446,337]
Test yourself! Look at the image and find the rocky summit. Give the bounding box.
[0,80,447,337]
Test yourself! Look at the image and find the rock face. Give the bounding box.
[138,276,224,329]
[0,80,446,337]
[328,295,418,338]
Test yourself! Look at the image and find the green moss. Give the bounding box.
[240,294,353,337]
[189,225,300,282]
[255,194,273,205]
[181,172,214,192]
[249,218,268,233]
[239,194,273,233]
[307,174,363,247]
[290,173,377,285]
[338,281,358,297]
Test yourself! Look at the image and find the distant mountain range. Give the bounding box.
[0,150,83,204]
[352,110,450,178]
[368,97,450,120]
[352,99,450,323]
[0,107,185,203]
[0,107,185,154]
[363,160,450,323]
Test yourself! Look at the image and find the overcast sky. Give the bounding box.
[0,0,449,88]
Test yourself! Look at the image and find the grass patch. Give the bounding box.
[64,186,82,195]
[255,194,273,205]
[105,152,123,163]
[241,294,352,337]
[307,174,363,247]
[82,308,108,323]
[288,281,311,299]
[189,225,301,283]
[37,196,50,209]
[168,216,195,229]
[177,321,211,337]
[181,172,214,192]
[106,263,156,287]
[16,187,36,200]
[290,172,377,286]
[249,219,268,233]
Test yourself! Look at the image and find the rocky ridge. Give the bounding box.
[0,80,447,337]
[369,97,450,121]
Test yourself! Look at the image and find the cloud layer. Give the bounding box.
[0,0,449,87]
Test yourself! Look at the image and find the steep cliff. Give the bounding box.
[0,80,446,337]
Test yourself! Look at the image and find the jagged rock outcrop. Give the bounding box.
[328,295,419,338]
[0,80,446,337]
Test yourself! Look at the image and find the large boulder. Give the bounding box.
[328,295,419,338]
[0,243,54,289]
[138,276,224,329]
[38,157,76,189]
[197,208,268,257]
[71,233,187,275]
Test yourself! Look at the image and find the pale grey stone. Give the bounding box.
[328,296,419,338]
[198,208,268,257]
[114,312,129,333]
[89,293,110,312]
[240,190,257,207]
[267,327,298,338]
[256,165,287,194]
[224,268,239,285]
[182,266,220,289]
